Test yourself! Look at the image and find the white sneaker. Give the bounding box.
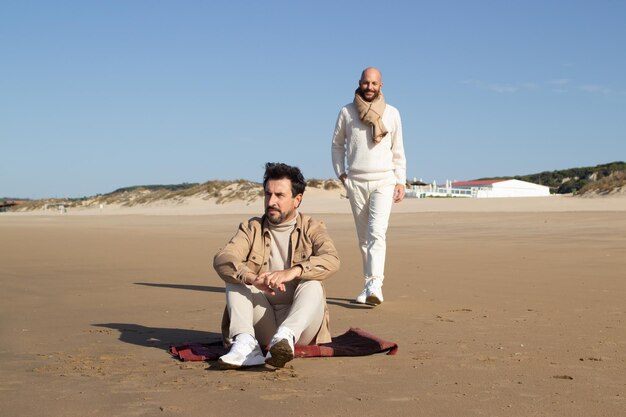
[265,327,295,368]
[218,333,265,369]
[366,281,384,305]
[355,287,368,304]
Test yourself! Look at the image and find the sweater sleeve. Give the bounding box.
[391,109,407,185]
[331,107,347,178]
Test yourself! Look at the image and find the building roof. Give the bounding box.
[451,179,505,187]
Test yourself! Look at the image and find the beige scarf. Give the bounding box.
[353,89,388,144]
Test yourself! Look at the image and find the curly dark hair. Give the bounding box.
[263,162,306,197]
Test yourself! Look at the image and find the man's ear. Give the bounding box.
[294,193,303,208]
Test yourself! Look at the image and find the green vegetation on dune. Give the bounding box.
[579,169,626,195]
[107,183,200,195]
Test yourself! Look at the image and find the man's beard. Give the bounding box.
[359,88,380,102]
[266,207,291,224]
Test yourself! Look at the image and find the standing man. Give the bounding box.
[214,162,340,369]
[331,67,406,306]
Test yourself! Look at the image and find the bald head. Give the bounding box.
[358,67,383,102]
[360,67,382,83]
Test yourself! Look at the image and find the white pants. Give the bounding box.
[225,280,325,347]
[345,175,396,286]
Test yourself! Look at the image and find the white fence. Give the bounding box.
[406,184,474,198]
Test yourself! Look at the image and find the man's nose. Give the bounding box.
[268,194,278,206]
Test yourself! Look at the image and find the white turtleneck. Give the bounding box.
[267,212,297,272]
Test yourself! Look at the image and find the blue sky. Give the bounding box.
[2,1,625,198]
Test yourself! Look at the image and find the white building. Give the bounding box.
[451,179,550,198]
[406,178,551,198]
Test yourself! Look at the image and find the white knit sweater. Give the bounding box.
[331,102,406,184]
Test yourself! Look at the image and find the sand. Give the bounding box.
[1,194,625,416]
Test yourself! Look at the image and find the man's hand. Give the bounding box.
[393,184,405,203]
[250,279,280,295]
[252,266,303,295]
[339,173,347,185]
[242,272,277,295]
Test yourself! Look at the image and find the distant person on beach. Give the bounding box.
[213,162,340,369]
[331,67,406,306]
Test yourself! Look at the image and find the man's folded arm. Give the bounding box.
[213,221,255,285]
[293,222,340,281]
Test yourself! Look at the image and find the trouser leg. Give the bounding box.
[346,178,370,280]
[278,280,325,345]
[224,282,277,346]
[366,179,395,283]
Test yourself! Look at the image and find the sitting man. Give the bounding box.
[213,162,340,369]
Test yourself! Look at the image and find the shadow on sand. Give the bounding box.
[93,323,222,350]
[94,323,279,372]
[134,282,225,293]
[134,282,367,310]
[326,297,374,310]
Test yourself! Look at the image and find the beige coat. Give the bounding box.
[213,212,340,344]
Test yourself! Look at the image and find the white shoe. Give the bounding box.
[265,327,295,368]
[366,281,384,306]
[355,287,368,304]
[218,333,265,369]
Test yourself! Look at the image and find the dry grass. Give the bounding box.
[323,180,341,190]
[211,181,263,204]
[307,178,341,190]
[78,181,263,207]
[12,199,79,211]
[579,170,626,196]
